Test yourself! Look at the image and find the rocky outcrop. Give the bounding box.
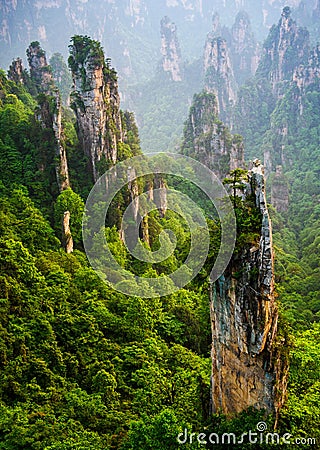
[290,43,320,119]
[160,16,183,82]
[293,44,320,98]
[181,91,244,180]
[27,41,54,93]
[230,11,259,85]
[62,211,73,254]
[210,160,285,417]
[313,0,320,21]
[203,35,237,122]
[207,11,258,87]
[27,42,70,192]
[7,57,25,85]
[51,91,70,191]
[257,7,309,92]
[211,12,222,38]
[68,36,122,182]
[270,165,289,213]
[259,38,320,175]
[68,36,167,242]
[153,174,168,218]
[0,0,304,87]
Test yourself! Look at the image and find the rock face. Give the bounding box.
[68,36,122,182]
[314,0,320,20]
[257,7,309,92]
[7,57,25,85]
[181,91,244,180]
[291,43,320,117]
[153,174,168,218]
[230,11,260,85]
[160,16,183,81]
[27,41,55,93]
[51,91,70,192]
[207,11,259,87]
[293,44,320,95]
[210,160,284,416]
[62,211,73,254]
[68,36,166,239]
[0,0,305,88]
[271,165,289,213]
[203,35,237,122]
[255,11,320,174]
[26,42,70,192]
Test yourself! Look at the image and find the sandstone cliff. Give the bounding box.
[270,165,289,213]
[68,36,122,182]
[26,42,70,192]
[256,7,309,93]
[181,91,244,180]
[68,36,167,237]
[27,41,55,94]
[210,160,286,417]
[160,16,183,82]
[180,88,286,415]
[256,12,320,175]
[230,11,260,85]
[62,211,74,254]
[203,35,237,122]
[8,43,70,192]
[207,11,259,86]
[0,0,307,88]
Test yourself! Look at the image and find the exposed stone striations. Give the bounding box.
[62,211,74,254]
[203,35,237,121]
[293,44,320,100]
[256,7,309,92]
[7,57,26,85]
[181,91,244,180]
[68,36,122,181]
[27,42,70,192]
[270,165,289,213]
[230,11,260,84]
[210,160,282,416]
[160,16,183,82]
[27,41,55,93]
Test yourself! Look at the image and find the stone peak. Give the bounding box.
[281,6,292,18]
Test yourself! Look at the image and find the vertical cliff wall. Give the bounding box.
[210,160,285,416]
[26,42,70,192]
[181,91,244,179]
[160,16,183,82]
[180,82,286,416]
[68,36,167,238]
[256,7,309,93]
[203,35,237,122]
[254,8,320,181]
[68,36,122,182]
[293,43,320,108]
[270,165,289,213]
[7,57,25,85]
[230,11,260,85]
